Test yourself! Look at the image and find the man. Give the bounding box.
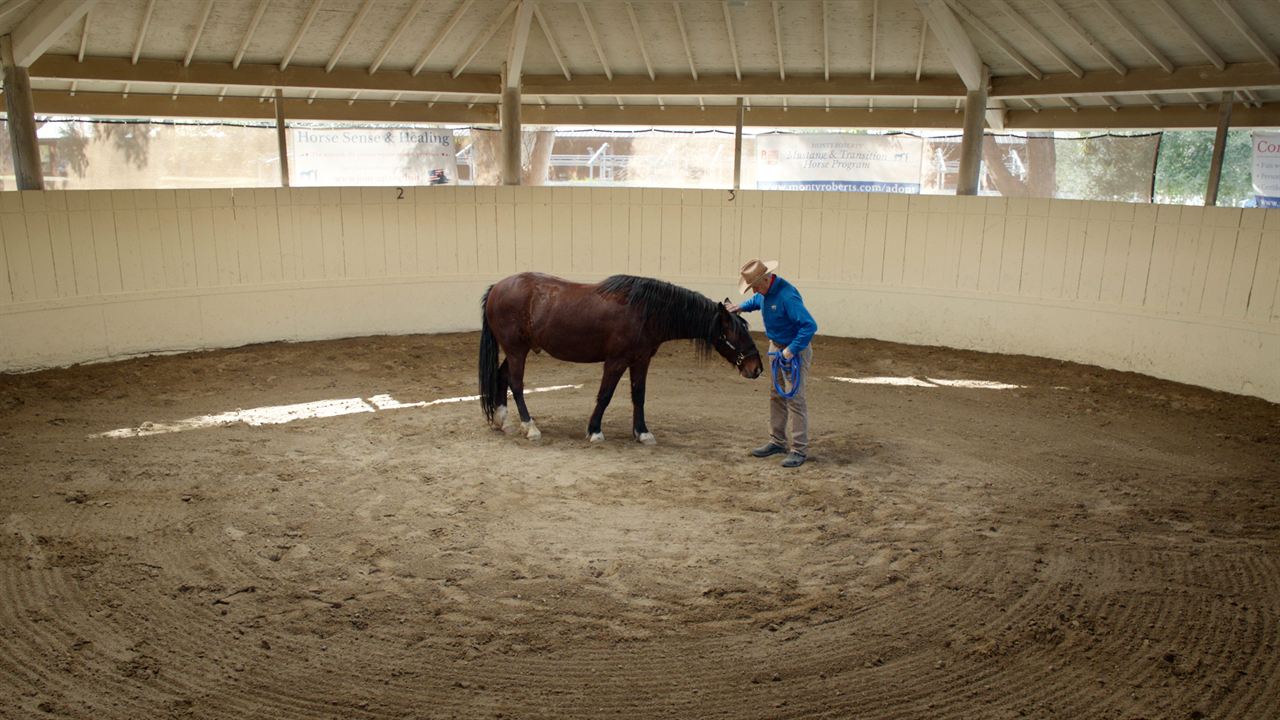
[725,259,818,468]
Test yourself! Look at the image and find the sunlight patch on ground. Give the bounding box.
[829,376,1025,390]
[95,385,582,439]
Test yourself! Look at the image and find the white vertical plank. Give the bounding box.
[1199,226,1239,316]
[594,190,615,273]
[290,189,321,280]
[1143,205,1181,311]
[154,190,183,289]
[513,187,534,272]
[1121,224,1155,308]
[1098,219,1132,305]
[1244,230,1279,322]
[174,192,197,288]
[817,194,844,283]
[1018,215,1047,297]
[22,211,56,300]
[700,192,722,277]
[797,192,822,280]
[999,215,1025,297]
[842,200,868,284]
[2,212,35,301]
[680,195,702,277]
[1165,206,1203,314]
[134,199,166,290]
[339,188,365,278]
[46,210,76,298]
[956,212,985,291]
[627,189,644,275]
[414,188,438,275]
[1077,204,1111,301]
[0,212,10,304]
[274,189,300,282]
[902,202,928,287]
[570,188,592,274]
[317,188,344,279]
[188,192,218,288]
[882,201,909,287]
[1223,229,1261,320]
[1058,205,1088,300]
[921,198,951,289]
[229,191,260,285]
[1184,222,1217,314]
[659,189,682,275]
[551,187,574,274]
[474,186,498,275]
[531,187,554,270]
[67,202,97,296]
[863,198,888,284]
[454,188,478,276]
[495,186,516,275]
[780,192,804,277]
[976,211,1004,294]
[112,197,144,292]
[393,191,415,276]
[737,191,762,266]
[437,186,462,274]
[360,189,384,275]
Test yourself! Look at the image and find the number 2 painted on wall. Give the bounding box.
[396,187,405,200]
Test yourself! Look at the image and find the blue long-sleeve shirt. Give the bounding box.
[739,275,817,356]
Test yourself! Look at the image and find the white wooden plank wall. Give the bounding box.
[1,188,1278,328]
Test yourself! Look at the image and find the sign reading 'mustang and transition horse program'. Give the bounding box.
[755,133,923,192]
[289,128,457,187]
[1252,131,1280,208]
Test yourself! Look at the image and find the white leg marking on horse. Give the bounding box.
[492,405,508,430]
[589,432,605,443]
[637,432,657,445]
[523,420,541,441]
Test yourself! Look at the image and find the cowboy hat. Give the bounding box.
[738,258,779,294]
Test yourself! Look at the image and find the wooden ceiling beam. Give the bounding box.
[12,0,98,67]
[233,0,270,70]
[628,1,656,81]
[1093,0,1172,73]
[1150,0,1224,71]
[280,0,321,71]
[453,0,518,78]
[506,0,535,88]
[913,0,984,91]
[1213,0,1278,69]
[991,0,1080,78]
[991,61,1280,99]
[32,54,500,95]
[1038,0,1125,75]
[577,1,612,80]
[326,0,375,73]
[674,1,699,81]
[944,0,1041,80]
[413,0,474,76]
[534,3,572,81]
[721,1,740,81]
[370,0,426,75]
[1007,103,1280,130]
[132,0,156,65]
[29,88,497,124]
[520,72,968,98]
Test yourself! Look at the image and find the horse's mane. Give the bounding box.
[596,275,722,356]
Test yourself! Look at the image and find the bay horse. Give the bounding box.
[479,272,763,443]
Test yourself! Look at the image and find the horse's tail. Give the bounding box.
[478,285,502,424]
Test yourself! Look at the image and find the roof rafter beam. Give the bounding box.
[577,1,612,80]
[1038,0,1125,75]
[370,0,425,75]
[131,0,156,65]
[453,0,518,78]
[1150,0,1223,71]
[770,1,784,81]
[1212,0,1278,69]
[234,0,270,70]
[32,53,500,95]
[822,0,828,82]
[184,0,214,67]
[413,0,474,76]
[674,1,699,81]
[12,0,98,67]
[721,1,740,81]
[506,0,535,88]
[628,1,656,81]
[913,0,984,91]
[534,4,572,80]
[991,0,1080,77]
[1093,0,1172,73]
[281,0,322,71]
[0,0,33,24]
[915,18,928,82]
[326,0,375,73]
[870,0,878,81]
[943,0,1042,80]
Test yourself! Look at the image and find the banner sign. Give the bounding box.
[755,133,923,192]
[289,128,457,186]
[1252,131,1280,208]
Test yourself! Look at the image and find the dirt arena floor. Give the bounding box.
[1,331,1278,719]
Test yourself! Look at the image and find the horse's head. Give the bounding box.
[713,303,763,379]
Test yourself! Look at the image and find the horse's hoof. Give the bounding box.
[636,432,657,445]
[588,432,605,443]
[491,406,508,430]
[523,421,542,441]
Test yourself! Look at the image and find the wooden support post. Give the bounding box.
[733,97,744,191]
[501,84,521,185]
[1205,90,1232,207]
[274,88,290,188]
[956,72,988,196]
[2,34,43,190]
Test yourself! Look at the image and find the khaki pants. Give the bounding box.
[769,343,812,456]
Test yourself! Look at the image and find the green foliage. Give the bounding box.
[1052,132,1160,203]
[1153,130,1253,206]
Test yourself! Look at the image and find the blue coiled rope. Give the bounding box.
[768,350,803,399]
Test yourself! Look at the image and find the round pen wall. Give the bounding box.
[1,185,1277,402]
